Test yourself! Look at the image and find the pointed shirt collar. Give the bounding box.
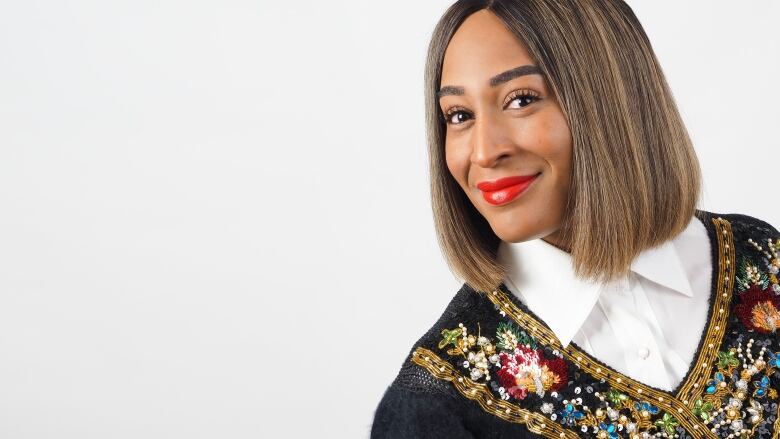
[497,216,701,348]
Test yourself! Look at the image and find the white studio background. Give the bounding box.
[0,1,778,438]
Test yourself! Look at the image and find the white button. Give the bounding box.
[637,347,650,359]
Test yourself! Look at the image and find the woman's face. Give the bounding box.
[439,10,573,247]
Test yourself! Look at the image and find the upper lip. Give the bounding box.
[476,173,540,191]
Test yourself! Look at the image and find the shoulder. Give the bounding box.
[716,210,779,240]
[713,210,779,279]
[370,283,498,439]
[708,210,780,333]
[700,209,779,286]
[386,282,498,367]
[696,210,779,262]
[374,281,489,398]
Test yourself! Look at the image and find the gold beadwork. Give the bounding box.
[677,218,735,405]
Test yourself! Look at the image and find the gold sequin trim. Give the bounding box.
[411,346,581,439]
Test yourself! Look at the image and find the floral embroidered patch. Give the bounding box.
[438,321,567,399]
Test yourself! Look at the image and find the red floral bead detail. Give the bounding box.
[733,284,780,333]
[496,344,568,400]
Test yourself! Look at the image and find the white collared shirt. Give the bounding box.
[496,214,712,391]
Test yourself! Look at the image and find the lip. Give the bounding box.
[476,173,540,206]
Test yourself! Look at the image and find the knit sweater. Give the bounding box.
[370,209,780,439]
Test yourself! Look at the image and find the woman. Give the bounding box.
[370,1,780,438]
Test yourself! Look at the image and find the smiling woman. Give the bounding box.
[427,2,708,294]
[370,0,780,438]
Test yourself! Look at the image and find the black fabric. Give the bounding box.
[370,209,780,438]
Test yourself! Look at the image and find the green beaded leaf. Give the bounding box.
[692,399,713,421]
[654,413,679,435]
[439,328,461,349]
[605,389,628,407]
[717,350,739,371]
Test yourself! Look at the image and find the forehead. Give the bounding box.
[440,10,535,86]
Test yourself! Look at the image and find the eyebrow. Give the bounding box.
[436,64,542,99]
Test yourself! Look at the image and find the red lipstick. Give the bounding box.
[476,173,540,206]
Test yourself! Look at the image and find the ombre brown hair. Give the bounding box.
[425,0,702,294]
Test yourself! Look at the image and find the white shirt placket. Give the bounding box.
[596,275,673,391]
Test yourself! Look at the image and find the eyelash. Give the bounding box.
[442,89,541,126]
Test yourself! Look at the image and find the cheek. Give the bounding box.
[529,111,572,165]
[444,141,469,187]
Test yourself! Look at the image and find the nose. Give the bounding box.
[470,110,514,168]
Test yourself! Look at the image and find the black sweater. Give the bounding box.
[370,210,780,438]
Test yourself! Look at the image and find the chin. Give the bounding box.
[495,230,531,243]
[488,222,531,243]
[485,210,549,243]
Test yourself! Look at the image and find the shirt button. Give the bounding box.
[637,347,650,359]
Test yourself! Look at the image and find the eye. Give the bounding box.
[442,107,472,125]
[505,89,541,110]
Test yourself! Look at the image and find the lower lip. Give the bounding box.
[480,174,540,206]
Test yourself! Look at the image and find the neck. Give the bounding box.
[542,237,571,253]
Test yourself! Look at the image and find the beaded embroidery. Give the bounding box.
[438,322,567,399]
[407,215,780,438]
[734,237,780,333]
[691,338,779,436]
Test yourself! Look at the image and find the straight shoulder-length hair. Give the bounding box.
[425,0,702,294]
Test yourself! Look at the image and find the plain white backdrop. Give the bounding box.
[0,1,778,438]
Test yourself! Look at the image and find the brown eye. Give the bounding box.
[442,108,472,125]
[506,90,540,109]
